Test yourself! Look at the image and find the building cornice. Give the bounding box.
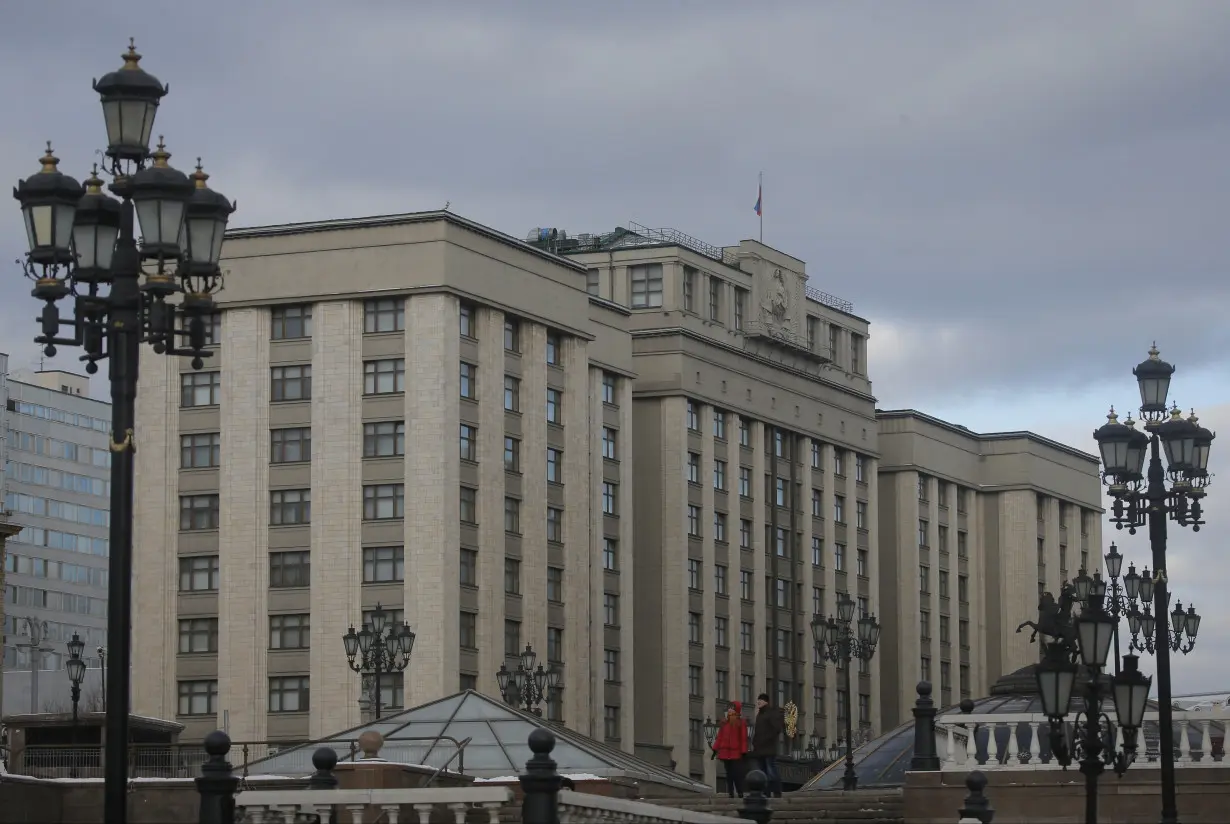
[876,407,1100,465]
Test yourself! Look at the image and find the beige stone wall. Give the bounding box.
[474,307,505,698]
[562,338,593,732]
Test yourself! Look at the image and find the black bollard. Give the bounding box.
[911,680,941,771]
[959,770,994,824]
[308,747,339,789]
[520,728,575,824]
[196,730,239,824]
[738,769,773,823]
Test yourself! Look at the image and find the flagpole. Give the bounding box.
[759,171,764,243]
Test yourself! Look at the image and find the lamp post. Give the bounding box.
[703,716,720,749]
[1127,598,1201,658]
[96,647,107,711]
[12,42,235,824]
[1034,597,1152,824]
[804,732,825,772]
[1092,344,1215,824]
[496,644,561,716]
[811,594,880,791]
[341,603,415,721]
[66,632,87,727]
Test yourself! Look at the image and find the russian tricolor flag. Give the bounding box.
[754,184,762,217]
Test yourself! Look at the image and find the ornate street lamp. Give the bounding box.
[811,595,880,791]
[496,644,562,716]
[65,632,87,727]
[703,716,720,748]
[12,41,235,824]
[341,603,416,721]
[1093,344,1215,824]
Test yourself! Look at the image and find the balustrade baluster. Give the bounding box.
[945,724,957,767]
[1005,722,1019,765]
[966,722,977,766]
[1199,720,1212,763]
[1027,721,1041,764]
[413,803,434,823]
[1177,720,1190,763]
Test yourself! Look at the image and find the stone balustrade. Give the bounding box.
[935,706,1229,771]
[236,786,513,822]
[557,789,735,822]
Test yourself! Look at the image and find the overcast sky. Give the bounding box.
[2,1,1229,693]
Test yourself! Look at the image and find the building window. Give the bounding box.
[364,298,405,333]
[178,618,218,654]
[180,371,221,407]
[834,543,845,572]
[378,672,405,709]
[834,496,845,524]
[740,519,752,548]
[546,332,561,365]
[363,484,405,520]
[850,333,864,375]
[688,612,702,643]
[196,312,222,346]
[272,427,313,463]
[178,680,218,716]
[547,566,564,603]
[269,551,310,588]
[547,507,564,543]
[856,501,868,530]
[460,363,477,399]
[602,372,617,404]
[837,689,849,721]
[460,549,478,587]
[271,305,312,340]
[811,441,821,469]
[504,558,521,595]
[269,613,310,650]
[957,531,968,558]
[180,495,220,531]
[630,263,663,308]
[504,319,520,353]
[741,675,754,704]
[740,622,753,652]
[459,303,475,338]
[547,448,563,483]
[180,433,220,469]
[807,317,818,350]
[503,436,521,472]
[740,569,753,600]
[682,266,697,312]
[602,482,618,515]
[855,455,866,482]
[834,450,845,477]
[179,556,219,592]
[920,610,931,641]
[496,376,518,412]
[460,612,477,649]
[687,559,702,590]
[857,549,868,577]
[364,359,406,395]
[812,489,822,517]
[813,586,824,616]
[715,616,729,647]
[685,452,701,484]
[734,288,747,330]
[460,673,478,692]
[918,475,929,501]
[271,365,312,402]
[715,564,728,595]
[459,424,477,462]
[939,571,950,599]
[708,278,723,321]
[363,547,404,583]
[689,665,703,696]
[828,324,839,360]
[601,427,617,460]
[586,268,600,296]
[919,520,929,547]
[938,525,949,551]
[940,615,951,644]
[504,497,521,534]
[960,619,970,648]
[268,676,310,713]
[921,657,932,683]
[775,478,787,507]
[270,489,311,525]
[920,565,930,594]
[546,388,562,424]
[738,466,752,498]
[687,505,701,537]
[686,401,700,432]
[958,574,969,603]
[547,628,564,663]
[604,593,619,626]
[858,693,871,724]
[813,536,823,567]
[739,418,751,447]
[857,596,869,619]
[362,421,404,458]
[603,538,618,570]
[605,649,621,683]
[714,512,727,542]
[713,410,727,440]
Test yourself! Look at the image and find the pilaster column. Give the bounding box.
[475,308,505,698]
[562,337,592,731]
[699,404,717,787]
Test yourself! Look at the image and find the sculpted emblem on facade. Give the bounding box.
[761,268,791,328]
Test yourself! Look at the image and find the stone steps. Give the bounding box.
[640,788,905,822]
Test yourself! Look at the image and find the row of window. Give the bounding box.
[917,520,971,557]
[7,428,112,468]
[918,611,972,648]
[916,475,969,514]
[8,399,110,433]
[5,461,109,498]
[682,406,871,478]
[6,526,108,558]
[4,492,110,528]
[5,552,108,589]
[180,536,624,594]
[2,614,105,648]
[681,513,865,573]
[918,566,971,602]
[5,584,106,617]
[918,657,970,697]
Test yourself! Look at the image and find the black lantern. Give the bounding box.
[1170,602,1186,636]
[1111,654,1152,733]
[356,624,374,656]
[703,716,719,745]
[1104,544,1123,581]
[65,632,87,686]
[1184,606,1201,641]
[1187,412,1215,476]
[368,605,388,636]
[13,144,84,272]
[863,615,882,647]
[1076,606,1117,670]
[1132,344,1175,418]
[71,166,122,284]
[1093,409,1148,481]
[181,160,235,278]
[1122,564,1140,600]
[1157,407,1198,474]
[837,594,856,623]
[129,138,192,262]
[810,613,826,646]
[520,643,537,674]
[1137,568,1155,604]
[342,625,359,658]
[92,40,167,163]
[496,663,512,694]
[1036,645,1077,719]
[1090,574,1108,605]
[396,622,416,657]
[1072,570,1093,603]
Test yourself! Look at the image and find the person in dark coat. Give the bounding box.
[749,693,785,797]
[711,701,749,797]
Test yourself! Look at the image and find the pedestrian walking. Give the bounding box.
[750,693,785,797]
[710,700,749,797]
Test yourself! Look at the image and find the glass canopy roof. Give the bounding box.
[245,690,709,792]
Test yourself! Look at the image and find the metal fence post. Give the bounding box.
[738,769,773,823]
[958,770,994,824]
[912,680,942,771]
[520,728,574,824]
[195,731,239,824]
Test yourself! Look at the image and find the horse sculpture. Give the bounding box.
[1016,582,1079,652]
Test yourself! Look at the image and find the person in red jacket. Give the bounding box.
[711,701,749,797]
